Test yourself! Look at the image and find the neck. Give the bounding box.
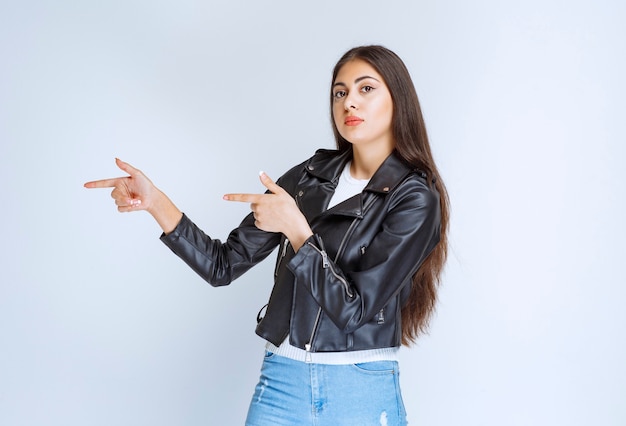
[350,144,394,180]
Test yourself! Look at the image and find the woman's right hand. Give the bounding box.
[84,158,183,233]
[84,158,156,212]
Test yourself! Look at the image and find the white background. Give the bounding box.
[1,1,624,425]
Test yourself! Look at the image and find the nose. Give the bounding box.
[344,94,357,111]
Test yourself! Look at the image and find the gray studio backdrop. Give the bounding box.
[1,1,624,425]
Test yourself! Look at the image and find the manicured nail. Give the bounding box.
[259,170,265,177]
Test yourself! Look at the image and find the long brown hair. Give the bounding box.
[330,45,450,345]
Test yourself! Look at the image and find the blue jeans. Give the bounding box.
[245,351,408,426]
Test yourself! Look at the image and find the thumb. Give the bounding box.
[259,171,284,194]
[115,158,140,177]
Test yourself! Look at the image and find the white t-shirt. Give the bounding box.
[327,161,369,209]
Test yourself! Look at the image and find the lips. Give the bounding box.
[344,116,364,126]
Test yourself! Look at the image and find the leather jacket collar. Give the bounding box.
[304,148,426,195]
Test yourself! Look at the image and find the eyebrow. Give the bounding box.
[333,75,381,87]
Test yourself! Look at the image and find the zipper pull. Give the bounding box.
[377,309,385,324]
[315,236,330,269]
[305,343,312,363]
[306,239,329,269]
[281,238,289,257]
[321,250,329,269]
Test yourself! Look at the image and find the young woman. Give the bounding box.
[85,45,449,425]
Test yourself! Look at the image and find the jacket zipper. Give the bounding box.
[305,307,322,362]
[303,194,378,358]
[306,241,353,298]
[274,238,290,277]
[334,195,377,264]
[334,218,359,264]
[295,190,304,208]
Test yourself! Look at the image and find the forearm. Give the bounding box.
[284,218,314,253]
[161,212,283,286]
[148,188,183,234]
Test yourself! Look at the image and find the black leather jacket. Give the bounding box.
[161,148,441,353]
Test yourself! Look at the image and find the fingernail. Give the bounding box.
[259,170,265,177]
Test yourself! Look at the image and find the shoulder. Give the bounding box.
[389,171,440,216]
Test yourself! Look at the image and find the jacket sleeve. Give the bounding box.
[159,161,308,286]
[287,180,441,333]
[160,212,281,286]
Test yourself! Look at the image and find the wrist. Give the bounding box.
[286,219,313,253]
[148,189,183,234]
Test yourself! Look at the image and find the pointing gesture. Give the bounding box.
[84,158,155,212]
[84,158,182,233]
[224,172,313,251]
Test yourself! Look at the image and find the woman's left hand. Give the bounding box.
[223,172,313,251]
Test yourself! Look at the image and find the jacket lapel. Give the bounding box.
[297,149,418,222]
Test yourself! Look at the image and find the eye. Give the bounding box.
[333,90,347,99]
[361,85,374,93]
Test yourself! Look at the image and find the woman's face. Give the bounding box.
[332,59,394,151]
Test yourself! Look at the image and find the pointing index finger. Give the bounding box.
[84,177,124,189]
[84,158,136,189]
[223,193,264,203]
